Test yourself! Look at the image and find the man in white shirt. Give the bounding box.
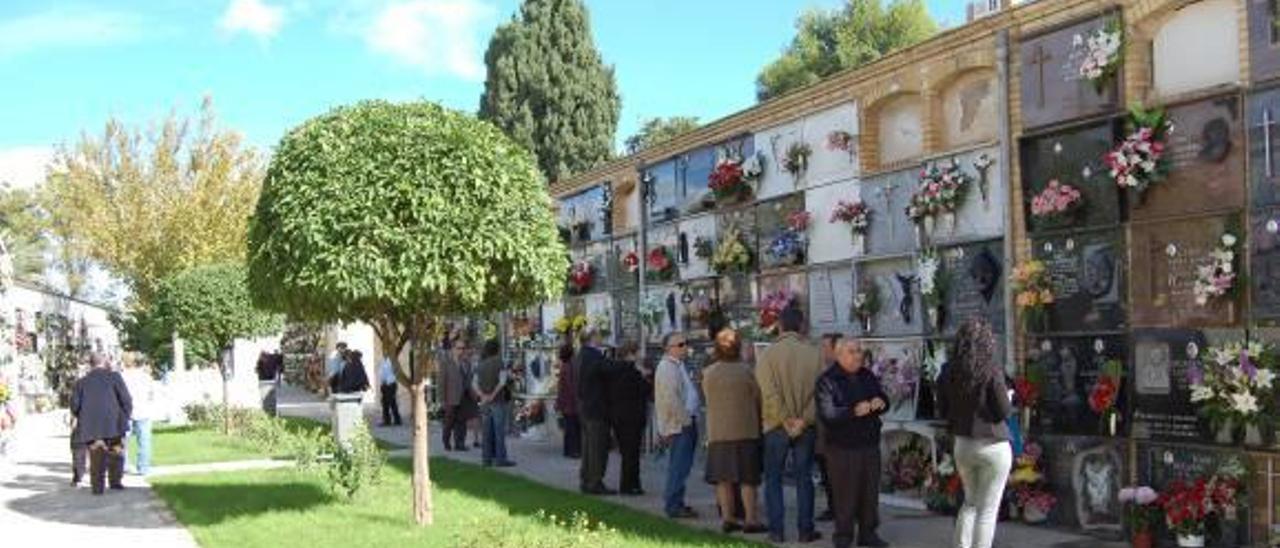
[654,331,699,519]
[326,342,348,394]
[119,355,157,475]
[378,356,402,426]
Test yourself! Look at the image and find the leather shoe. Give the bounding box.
[798,531,823,543]
[667,507,698,519]
[721,522,741,533]
[858,535,890,547]
[620,488,645,496]
[742,523,768,534]
[581,485,616,495]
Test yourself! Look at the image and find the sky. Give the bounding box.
[0,0,968,188]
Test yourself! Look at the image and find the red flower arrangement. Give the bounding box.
[646,246,676,281]
[568,261,594,294]
[1088,375,1119,414]
[1014,376,1040,408]
[708,159,751,203]
[758,290,796,332]
[621,250,639,274]
[786,210,811,232]
[1159,479,1210,536]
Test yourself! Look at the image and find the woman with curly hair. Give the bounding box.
[701,325,766,534]
[938,318,1013,548]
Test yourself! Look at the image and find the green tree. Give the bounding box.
[757,0,938,101]
[623,116,701,154]
[247,100,566,525]
[151,263,282,431]
[0,186,48,283]
[479,0,620,182]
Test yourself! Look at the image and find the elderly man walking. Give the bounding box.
[71,355,132,495]
[576,327,613,494]
[436,339,471,451]
[654,331,699,519]
[756,306,824,543]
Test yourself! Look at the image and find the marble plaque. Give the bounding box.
[806,179,861,264]
[645,284,683,338]
[682,279,718,340]
[938,240,1005,337]
[876,94,925,166]
[1131,96,1245,222]
[1130,215,1241,328]
[1130,329,1212,443]
[1251,208,1280,321]
[755,193,807,271]
[854,257,923,338]
[754,120,805,200]
[1018,15,1120,130]
[808,264,855,335]
[1249,0,1280,83]
[645,159,680,224]
[940,69,998,149]
[802,102,860,186]
[678,214,716,281]
[1248,87,1280,208]
[929,146,1004,246]
[1027,335,1127,436]
[615,290,639,341]
[610,235,638,290]
[861,169,918,257]
[1031,229,1126,332]
[861,338,923,420]
[1020,122,1120,234]
[1151,0,1241,99]
[1071,443,1124,531]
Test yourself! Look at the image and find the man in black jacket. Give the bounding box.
[575,327,614,494]
[71,354,132,495]
[816,339,890,548]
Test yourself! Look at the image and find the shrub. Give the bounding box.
[325,426,384,499]
[289,426,332,471]
[452,511,621,547]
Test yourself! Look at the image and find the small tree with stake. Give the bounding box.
[246,100,566,525]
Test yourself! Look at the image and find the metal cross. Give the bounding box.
[1256,108,1278,178]
[1028,44,1053,109]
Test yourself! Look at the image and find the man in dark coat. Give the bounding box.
[332,350,371,394]
[575,327,614,494]
[71,355,132,495]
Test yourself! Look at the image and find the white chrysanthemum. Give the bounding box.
[1231,392,1259,415]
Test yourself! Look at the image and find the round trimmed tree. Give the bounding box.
[247,100,566,525]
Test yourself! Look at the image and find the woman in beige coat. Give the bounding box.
[702,326,766,534]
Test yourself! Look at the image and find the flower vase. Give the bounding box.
[861,316,873,334]
[1021,407,1033,436]
[1131,530,1153,548]
[1246,424,1265,447]
[1102,409,1118,437]
[923,216,935,239]
[853,234,865,255]
[942,212,956,234]
[1175,533,1205,547]
[1022,506,1048,524]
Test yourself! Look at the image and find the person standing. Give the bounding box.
[654,331,699,518]
[608,340,651,496]
[326,342,348,394]
[472,339,516,467]
[70,355,132,495]
[333,350,371,394]
[702,326,766,534]
[436,339,470,450]
[576,327,613,493]
[815,332,842,522]
[939,318,1013,548]
[554,344,580,459]
[378,355,402,427]
[255,350,282,416]
[755,306,824,543]
[120,355,157,476]
[818,338,890,548]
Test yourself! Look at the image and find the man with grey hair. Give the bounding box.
[71,353,132,495]
[654,330,698,518]
[575,325,613,494]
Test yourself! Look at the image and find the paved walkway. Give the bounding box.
[0,411,197,548]
[278,384,1125,548]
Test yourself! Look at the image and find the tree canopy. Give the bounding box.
[0,186,48,284]
[623,116,701,155]
[151,263,282,365]
[479,0,620,182]
[756,0,938,101]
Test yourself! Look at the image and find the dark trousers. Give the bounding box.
[87,437,124,495]
[70,440,87,482]
[612,419,644,492]
[816,453,835,511]
[579,418,610,490]
[827,445,882,548]
[764,428,817,538]
[562,414,581,458]
[442,405,467,449]
[380,384,402,425]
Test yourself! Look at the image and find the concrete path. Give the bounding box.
[0,411,197,548]
[278,384,1126,548]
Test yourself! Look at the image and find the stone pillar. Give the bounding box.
[259,379,279,416]
[329,392,364,448]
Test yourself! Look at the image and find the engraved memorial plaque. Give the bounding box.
[854,257,922,338]
[1130,329,1212,443]
[1020,123,1120,234]
[1252,207,1280,322]
[938,240,1005,336]
[1131,96,1245,222]
[1019,15,1120,130]
[1027,335,1127,436]
[808,264,855,335]
[1130,215,1240,328]
[862,168,918,257]
[1031,229,1126,332]
[1248,87,1280,208]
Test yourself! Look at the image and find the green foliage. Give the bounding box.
[0,186,49,283]
[326,426,385,500]
[152,263,282,366]
[182,403,333,470]
[247,100,568,325]
[757,0,938,101]
[623,116,700,154]
[479,0,620,181]
[454,511,621,548]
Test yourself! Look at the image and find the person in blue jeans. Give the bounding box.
[120,355,156,475]
[654,332,699,519]
[754,306,825,544]
[472,339,515,467]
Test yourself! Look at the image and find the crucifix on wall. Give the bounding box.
[879,182,898,239]
[1028,44,1053,109]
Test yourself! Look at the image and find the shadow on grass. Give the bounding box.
[398,458,758,547]
[152,481,334,526]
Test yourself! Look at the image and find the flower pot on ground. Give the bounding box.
[1130,530,1153,548]
[1022,505,1049,524]
[1176,533,1205,547]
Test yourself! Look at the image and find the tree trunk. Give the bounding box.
[410,381,433,525]
[221,351,231,435]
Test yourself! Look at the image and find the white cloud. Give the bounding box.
[219,0,286,39]
[0,146,55,190]
[0,8,145,58]
[358,0,495,81]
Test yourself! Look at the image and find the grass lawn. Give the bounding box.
[130,417,329,467]
[152,457,762,548]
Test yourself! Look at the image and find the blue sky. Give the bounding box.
[0,0,967,185]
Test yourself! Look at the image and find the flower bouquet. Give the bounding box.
[1009,442,1056,524]
[925,453,964,514]
[1160,479,1210,546]
[692,236,715,259]
[588,314,612,338]
[1088,358,1123,436]
[553,315,587,337]
[906,159,971,238]
[766,211,810,267]
[1119,485,1161,548]
[1105,105,1171,202]
[1192,233,1238,307]
[640,294,665,333]
[1011,259,1054,332]
[917,248,946,330]
[1017,488,1058,524]
[888,436,930,493]
[568,261,594,294]
[783,141,812,181]
[1030,179,1084,226]
[708,157,754,204]
[1072,20,1123,93]
[831,199,871,252]
[0,379,9,406]
[1187,340,1279,445]
[621,250,640,275]
[646,245,677,282]
[827,130,856,163]
[712,228,753,274]
[851,283,880,333]
[758,290,796,334]
[872,356,918,416]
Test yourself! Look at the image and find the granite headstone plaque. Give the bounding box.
[1130,329,1213,443]
[1027,335,1127,436]
[1137,442,1242,490]
[808,264,855,335]
[854,257,923,338]
[938,239,1005,337]
[1130,215,1241,328]
[1031,229,1126,332]
[1018,15,1120,130]
[1253,209,1280,322]
[1020,122,1120,234]
[1131,96,1245,222]
[862,168,919,257]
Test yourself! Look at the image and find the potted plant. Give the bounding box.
[831,199,871,253]
[1159,479,1210,547]
[1187,340,1279,446]
[1118,485,1161,548]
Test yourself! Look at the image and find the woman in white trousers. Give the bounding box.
[937,318,1013,548]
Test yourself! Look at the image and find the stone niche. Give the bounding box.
[1018,15,1120,130]
[754,119,805,200]
[559,184,609,244]
[1150,0,1241,100]
[940,69,998,149]
[876,93,925,167]
[802,102,860,187]
[936,239,1005,337]
[757,270,809,326]
[1248,0,1280,83]
[646,223,679,284]
[1031,228,1127,333]
[611,235,638,290]
[1026,335,1128,437]
[927,146,1004,247]
[1021,122,1120,234]
[860,168,919,257]
[755,193,807,271]
[1131,95,1245,222]
[808,263,855,336]
[1130,215,1241,328]
[1252,207,1280,323]
[583,241,611,294]
[1129,328,1245,443]
[645,159,680,225]
[806,179,860,264]
[677,213,716,281]
[861,338,923,421]
[1248,86,1280,208]
[678,145,718,215]
[853,256,923,338]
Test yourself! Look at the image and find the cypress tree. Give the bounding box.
[479,0,620,182]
